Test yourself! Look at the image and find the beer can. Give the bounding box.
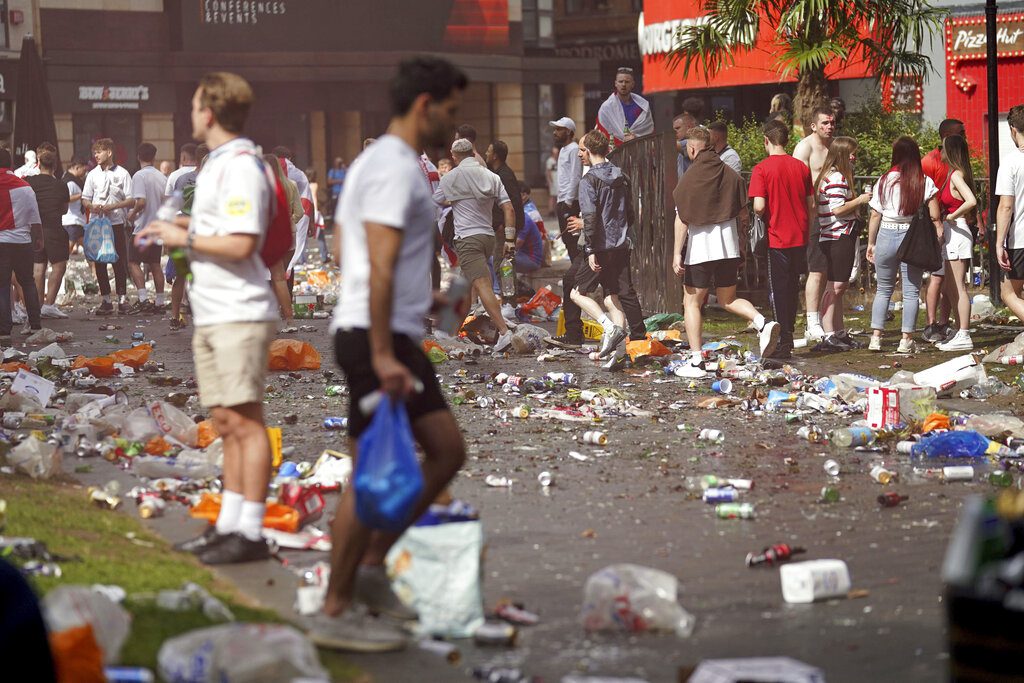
[703,487,739,504]
[582,430,607,445]
[943,465,974,482]
[716,502,755,519]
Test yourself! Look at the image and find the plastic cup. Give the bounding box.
[823,459,840,476]
[712,378,733,394]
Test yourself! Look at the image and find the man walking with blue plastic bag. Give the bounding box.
[309,56,469,653]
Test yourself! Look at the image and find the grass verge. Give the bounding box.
[1,475,362,682]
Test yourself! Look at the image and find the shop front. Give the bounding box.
[945,11,1024,161]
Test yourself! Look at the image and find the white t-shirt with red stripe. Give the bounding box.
[0,169,41,244]
[817,170,855,241]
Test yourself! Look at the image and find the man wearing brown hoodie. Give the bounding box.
[671,126,779,377]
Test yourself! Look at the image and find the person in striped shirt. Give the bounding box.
[813,136,872,352]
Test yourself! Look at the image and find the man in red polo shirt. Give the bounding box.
[921,118,966,343]
[749,119,814,359]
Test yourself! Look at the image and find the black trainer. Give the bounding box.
[835,330,864,349]
[197,532,271,565]
[543,334,583,350]
[174,526,229,554]
[812,336,848,353]
[921,324,944,343]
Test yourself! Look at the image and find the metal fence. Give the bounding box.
[609,133,682,314]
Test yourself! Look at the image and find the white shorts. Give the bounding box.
[943,218,973,261]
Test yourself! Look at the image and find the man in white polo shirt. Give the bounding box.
[137,72,278,566]
[997,104,1024,324]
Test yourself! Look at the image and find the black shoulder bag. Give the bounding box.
[895,203,942,272]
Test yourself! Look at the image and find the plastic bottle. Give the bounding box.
[870,465,895,484]
[830,427,876,448]
[499,257,515,298]
[698,428,725,444]
[877,492,909,508]
[746,543,806,567]
[582,430,607,445]
[820,485,840,503]
[989,471,1014,487]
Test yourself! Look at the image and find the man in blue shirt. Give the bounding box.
[515,182,543,273]
[326,156,346,214]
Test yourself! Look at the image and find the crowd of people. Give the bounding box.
[5,51,1024,656]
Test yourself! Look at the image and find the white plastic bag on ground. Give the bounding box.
[983,331,1024,364]
[580,563,695,637]
[157,623,327,683]
[971,294,996,321]
[43,585,132,665]
[29,343,66,360]
[123,401,198,447]
[26,328,59,344]
[7,437,62,479]
[912,354,986,396]
[510,323,552,354]
[385,520,484,638]
[688,657,825,683]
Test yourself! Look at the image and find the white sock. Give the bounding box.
[102,295,111,304]
[215,490,244,535]
[599,314,613,329]
[753,313,766,331]
[237,501,266,541]
[138,289,150,302]
[155,293,165,306]
[807,312,820,328]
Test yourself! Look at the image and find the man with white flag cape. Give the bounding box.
[595,67,654,148]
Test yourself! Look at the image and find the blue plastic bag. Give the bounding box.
[83,216,118,264]
[354,397,424,531]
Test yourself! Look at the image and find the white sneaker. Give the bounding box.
[673,359,707,379]
[501,303,517,320]
[868,336,882,352]
[40,304,68,319]
[936,330,973,352]
[895,338,917,354]
[805,324,826,342]
[758,321,780,357]
[494,330,513,352]
[12,302,27,324]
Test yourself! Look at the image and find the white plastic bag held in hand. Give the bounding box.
[580,563,695,637]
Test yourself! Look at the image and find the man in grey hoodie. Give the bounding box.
[569,129,644,368]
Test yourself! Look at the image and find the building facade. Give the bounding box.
[32,0,596,187]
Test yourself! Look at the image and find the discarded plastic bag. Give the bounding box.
[386,520,484,638]
[913,354,985,396]
[644,313,684,332]
[43,586,131,665]
[423,340,448,364]
[7,437,62,479]
[124,401,198,447]
[354,397,423,531]
[157,623,327,683]
[26,328,59,345]
[913,429,994,458]
[580,564,695,637]
[460,314,499,346]
[626,339,671,362]
[109,344,152,369]
[965,413,1024,438]
[72,356,116,378]
[519,285,561,316]
[267,339,321,371]
[922,412,951,433]
[196,419,219,448]
[49,624,105,683]
[971,294,996,321]
[190,492,299,532]
[688,657,825,683]
[983,331,1024,364]
[510,323,551,354]
[30,343,66,360]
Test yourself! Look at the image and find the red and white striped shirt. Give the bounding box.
[817,170,855,241]
[0,168,41,244]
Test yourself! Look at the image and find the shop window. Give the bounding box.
[73,112,141,173]
[524,0,554,47]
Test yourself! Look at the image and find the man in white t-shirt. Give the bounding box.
[126,142,168,313]
[137,72,278,566]
[165,143,196,195]
[997,104,1024,324]
[61,157,88,253]
[671,126,779,377]
[313,57,470,655]
[81,138,134,315]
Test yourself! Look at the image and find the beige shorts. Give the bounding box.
[454,233,495,284]
[192,321,275,408]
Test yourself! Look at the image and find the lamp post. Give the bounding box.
[987,0,1000,303]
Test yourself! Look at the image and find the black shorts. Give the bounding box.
[334,329,448,438]
[574,249,634,296]
[821,234,857,283]
[806,224,828,273]
[1005,247,1024,281]
[684,258,739,289]
[33,230,70,265]
[129,235,162,264]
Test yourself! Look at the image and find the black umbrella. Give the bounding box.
[12,35,59,173]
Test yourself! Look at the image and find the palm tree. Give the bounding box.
[666,0,946,128]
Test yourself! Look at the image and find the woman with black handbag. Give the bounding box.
[865,136,944,353]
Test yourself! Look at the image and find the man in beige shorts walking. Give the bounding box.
[434,137,515,351]
[137,71,278,565]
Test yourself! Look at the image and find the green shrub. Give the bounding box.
[722,98,985,181]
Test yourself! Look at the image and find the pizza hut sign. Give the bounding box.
[947,13,1024,94]
[78,85,150,110]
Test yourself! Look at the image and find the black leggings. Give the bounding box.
[93,223,128,298]
[767,246,807,348]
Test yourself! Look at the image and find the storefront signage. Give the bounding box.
[882,75,923,114]
[640,0,872,93]
[555,42,640,61]
[201,0,287,26]
[78,85,150,110]
[947,13,1024,94]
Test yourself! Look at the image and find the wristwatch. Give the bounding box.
[186,233,195,252]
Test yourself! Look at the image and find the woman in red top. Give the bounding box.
[934,134,977,351]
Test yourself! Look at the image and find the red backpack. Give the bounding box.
[251,156,293,268]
